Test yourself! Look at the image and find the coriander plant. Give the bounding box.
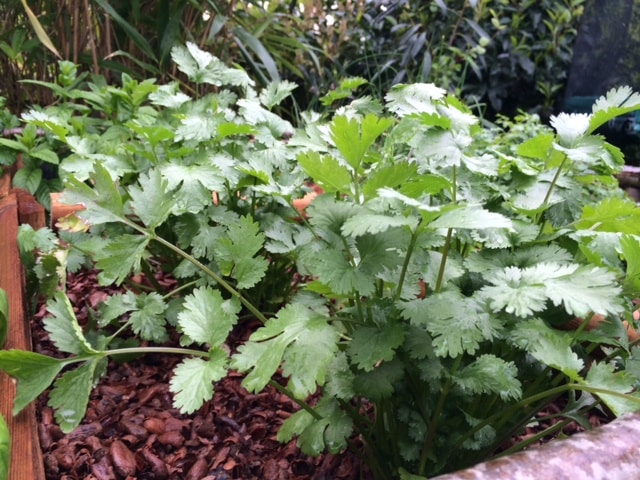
[2,43,640,479]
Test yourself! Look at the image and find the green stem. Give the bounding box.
[452,383,640,451]
[535,155,568,226]
[434,228,453,293]
[395,220,423,301]
[107,346,210,357]
[123,219,268,325]
[267,380,322,420]
[434,165,457,294]
[418,355,463,475]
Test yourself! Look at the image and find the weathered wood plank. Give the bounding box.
[15,189,45,230]
[0,193,45,480]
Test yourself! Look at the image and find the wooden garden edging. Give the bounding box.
[0,165,46,480]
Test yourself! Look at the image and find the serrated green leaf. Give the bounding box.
[385,83,446,117]
[550,113,591,145]
[98,291,138,326]
[178,287,240,347]
[590,86,640,133]
[171,42,253,87]
[45,292,99,355]
[63,164,125,224]
[232,303,338,398]
[621,235,640,296]
[94,235,149,286]
[509,319,583,380]
[429,205,512,230]
[214,215,269,289]
[0,289,7,349]
[128,169,174,229]
[160,163,226,215]
[297,151,352,193]
[129,293,168,343]
[362,161,418,199]
[584,362,640,416]
[402,292,502,358]
[353,357,404,400]
[0,350,65,414]
[576,197,640,235]
[330,114,393,171]
[479,263,623,318]
[0,413,8,480]
[49,359,99,433]
[454,354,521,400]
[320,77,368,106]
[278,396,353,455]
[347,323,404,371]
[259,81,297,108]
[324,351,356,400]
[169,349,228,414]
[341,213,418,237]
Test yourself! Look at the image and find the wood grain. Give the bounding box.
[0,193,45,480]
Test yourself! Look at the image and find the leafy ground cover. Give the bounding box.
[3,43,640,479]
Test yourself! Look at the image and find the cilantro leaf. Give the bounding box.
[48,359,100,433]
[231,302,339,398]
[402,292,502,358]
[94,234,149,286]
[621,235,640,296]
[509,318,583,380]
[129,293,168,343]
[549,113,590,145]
[160,164,226,215]
[330,114,393,171]
[429,205,512,230]
[169,349,228,414]
[213,215,269,289]
[324,351,356,400]
[584,362,640,416]
[590,86,640,133]
[0,350,65,413]
[45,292,99,355]
[178,287,241,347]
[347,322,404,371]
[454,354,522,400]
[259,81,297,109]
[479,263,623,318]
[297,151,351,193]
[576,197,640,235]
[128,169,174,229]
[353,357,405,400]
[277,396,353,455]
[385,83,446,117]
[171,42,253,87]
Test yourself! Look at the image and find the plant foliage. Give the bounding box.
[1,43,640,479]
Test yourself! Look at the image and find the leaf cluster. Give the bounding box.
[1,45,640,480]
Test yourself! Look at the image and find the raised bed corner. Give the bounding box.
[0,166,46,480]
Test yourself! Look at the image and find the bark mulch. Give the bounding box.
[31,269,371,480]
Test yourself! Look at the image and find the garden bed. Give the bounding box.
[31,269,369,480]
